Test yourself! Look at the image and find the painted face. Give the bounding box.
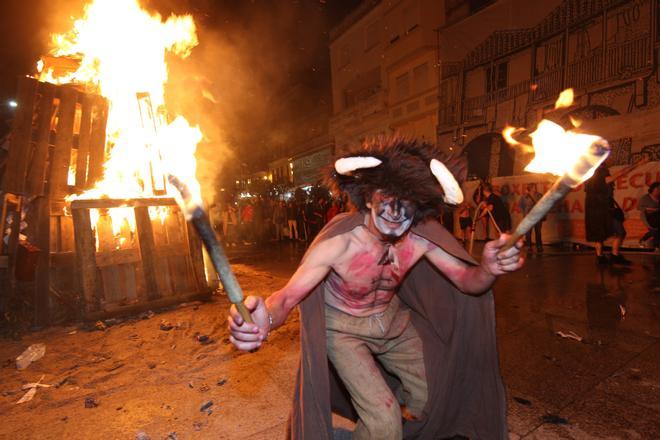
[368,191,416,239]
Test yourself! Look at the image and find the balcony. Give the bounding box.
[330,89,387,129]
[606,34,651,79]
[531,68,563,103]
[566,48,604,90]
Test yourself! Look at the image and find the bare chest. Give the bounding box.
[327,236,421,298]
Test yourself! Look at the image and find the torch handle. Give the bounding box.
[189,208,253,324]
[497,178,572,256]
[235,302,254,324]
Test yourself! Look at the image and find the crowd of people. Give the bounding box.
[455,171,659,263]
[210,194,346,247]
[211,166,659,263]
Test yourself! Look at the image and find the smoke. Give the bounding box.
[162,0,334,201]
[13,0,347,204]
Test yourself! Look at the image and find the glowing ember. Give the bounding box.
[37,0,205,236]
[554,88,574,109]
[503,88,605,182]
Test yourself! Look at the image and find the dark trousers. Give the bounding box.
[525,222,543,250]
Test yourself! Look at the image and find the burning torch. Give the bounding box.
[498,89,610,253]
[167,174,253,324]
[136,93,253,324]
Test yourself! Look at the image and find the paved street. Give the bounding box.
[0,240,657,439]
[227,240,660,439]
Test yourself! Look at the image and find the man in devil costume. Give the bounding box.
[229,137,524,439]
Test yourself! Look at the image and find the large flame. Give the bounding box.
[503,88,604,178]
[37,0,205,247]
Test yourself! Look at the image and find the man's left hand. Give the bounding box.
[481,234,524,276]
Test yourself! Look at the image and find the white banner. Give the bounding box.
[459,161,660,246]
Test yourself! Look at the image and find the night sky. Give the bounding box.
[0,0,360,169]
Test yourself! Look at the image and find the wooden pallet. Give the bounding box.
[70,198,208,318]
[1,76,210,323]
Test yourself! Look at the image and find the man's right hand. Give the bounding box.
[228,296,270,351]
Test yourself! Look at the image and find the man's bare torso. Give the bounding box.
[324,223,431,317]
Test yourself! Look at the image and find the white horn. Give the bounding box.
[335,156,382,175]
[430,159,464,204]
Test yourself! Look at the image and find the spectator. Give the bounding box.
[584,157,647,265]
[253,197,265,245]
[457,202,473,246]
[478,183,511,236]
[326,199,340,223]
[263,198,274,241]
[519,183,544,253]
[222,203,238,246]
[273,200,287,241]
[303,199,316,242]
[240,201,255,244]
[638,181,659,249]
[296,199,308,242]
[209,203,222,234]
[286,200,299,241]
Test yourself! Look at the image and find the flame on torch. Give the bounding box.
[498,89,610,253]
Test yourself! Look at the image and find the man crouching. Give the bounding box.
[229,137,524,440]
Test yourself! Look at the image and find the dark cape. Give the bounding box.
[289,212,507,439]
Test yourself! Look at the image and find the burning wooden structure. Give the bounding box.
[1,76,210,325]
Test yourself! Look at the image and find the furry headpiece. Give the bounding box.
[326,136,466,224]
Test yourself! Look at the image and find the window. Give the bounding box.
[486,61,508,93]
[365,21,380,51]
[413,63,429,94]
[396,73,410,101]
[338,45,351,68]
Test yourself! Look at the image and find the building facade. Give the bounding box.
[328,0,446,155]
[437,0,660,180]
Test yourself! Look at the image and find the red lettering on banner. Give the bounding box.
[570,200,583,213]
[622,197,637,211]
[615,176,628,190]
[629,173,644,188]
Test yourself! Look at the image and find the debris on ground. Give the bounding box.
[138,310,155,320]
[619,304,626,318]
[103,318,123,327]
[628,368,642,381]
[159,321,174,331]
[555,330,583,342]
[198,383,210,392]
[16,343,46,370]
[542,354,558,363]
[200,400,213,414]
[135,432,151,440]
[164,432,178,440]
[107,362,124,372]
[84,397,99,408]
[193,421,203,431]
[196,334,212,345]
[216,378,227,386]
[542,414,568,425]
[513,397,532,406]
[147,362,156,369]
[16,374,51,404]
[95,321,107,331]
